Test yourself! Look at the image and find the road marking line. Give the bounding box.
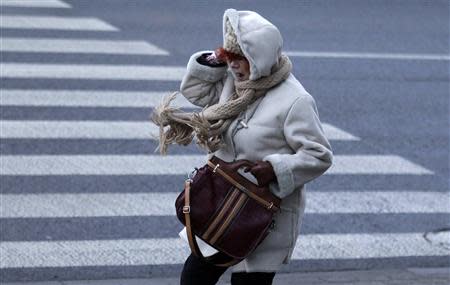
[291,233,450,260]
[328,155,433,174]
[1,38,169,55]
[0,233,447,268]
[0,15,118,31]
[285,51,450,61]
[321,124,359,140]
[1,191,447,218]
[0,120,358,141]
[0,0,71,8]
[0,63,185,80]
[0,90,194,108]
[0,155,432,175]
[307,191,450,214]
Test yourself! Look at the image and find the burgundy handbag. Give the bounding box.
[175,156,281,266]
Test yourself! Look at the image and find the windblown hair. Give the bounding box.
[215,47,246,62]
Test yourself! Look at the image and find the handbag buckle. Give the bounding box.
[187,167,198,181]
[213,164,220,173]
[183,206,190,213]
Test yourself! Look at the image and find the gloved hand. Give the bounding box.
[243,160,277,187]
[206,51,225,65]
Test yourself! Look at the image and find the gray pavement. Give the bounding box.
[2,268,450,285]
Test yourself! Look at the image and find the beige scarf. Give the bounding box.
[151,55,292,154]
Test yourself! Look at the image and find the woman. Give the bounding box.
[153,9,333,285]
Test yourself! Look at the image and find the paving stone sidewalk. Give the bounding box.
[3,267,449,285]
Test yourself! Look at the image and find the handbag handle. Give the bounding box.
[228,159,255,172]
[216,159,259,187]
[208,156,281,212]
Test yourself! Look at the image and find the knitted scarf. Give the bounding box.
[151,55,292,154]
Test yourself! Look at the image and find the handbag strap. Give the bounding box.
[183,180,203,257]
[183,180,241,267]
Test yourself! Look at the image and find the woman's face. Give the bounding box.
[227,57,250,81]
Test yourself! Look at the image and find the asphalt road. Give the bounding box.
[1,0,449,282]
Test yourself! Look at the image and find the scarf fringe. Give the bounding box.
[151,92,195,155]
[191,113,226,152]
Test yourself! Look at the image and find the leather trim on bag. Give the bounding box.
[210,192,247,244]
[201,185,235,233]
[202,188,240,240]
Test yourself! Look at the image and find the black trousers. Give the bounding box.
[180,253,276,285]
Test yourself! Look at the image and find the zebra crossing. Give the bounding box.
[0,0,71,8]
[1,63,186,80]
[0,15,119,31]
[0,0,448,282]
[1,38,170,55]
[0,90,183,107]
[2,191,448,218]
[0,154,433,175]
[2,233,448,268]
[1,121,358,140]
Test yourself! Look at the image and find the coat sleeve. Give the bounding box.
[263,94,333,199]
[180,51,228,107]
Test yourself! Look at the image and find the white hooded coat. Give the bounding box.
[179,9,333,272]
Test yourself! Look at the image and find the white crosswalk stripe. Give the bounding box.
[321,124,359,140]
[285,51,450,61]
[0,0,71,8]
[1,38,169,55]
[0,154,433,175]
[0,120,359,141]
[0,90,194,108]
[1,191,448,218]
[328,155,433,174]
[1,233,448,268]
[1,63,185,80]
[0,15,119,31]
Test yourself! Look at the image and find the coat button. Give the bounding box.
[239,120,248,128]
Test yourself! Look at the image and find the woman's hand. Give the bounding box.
[243,160,277,186]
[197,52,226,67]
[206,51,225,65]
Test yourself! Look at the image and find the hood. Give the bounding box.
[223,9,283,81]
